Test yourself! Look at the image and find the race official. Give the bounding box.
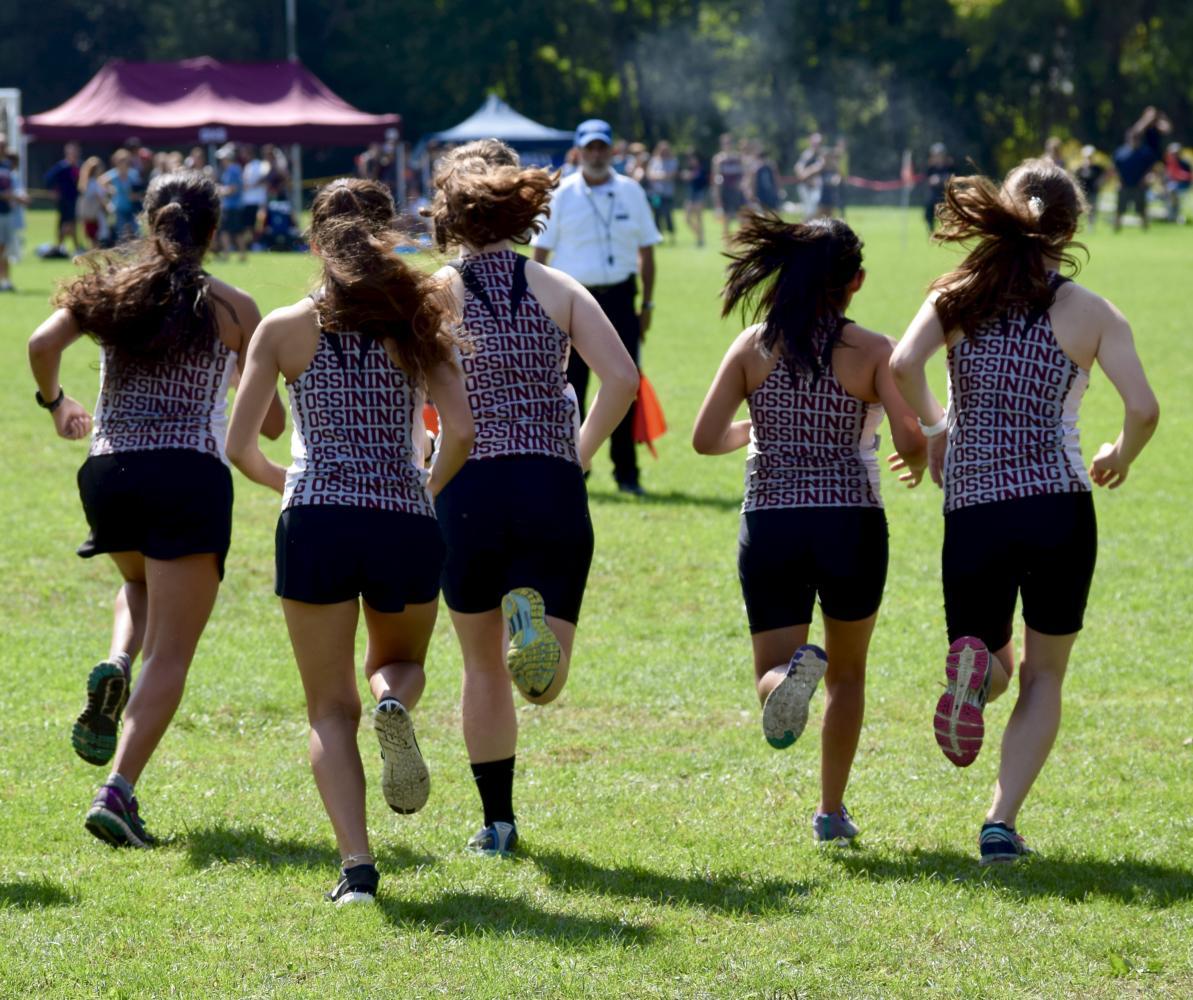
[533,119,661,495]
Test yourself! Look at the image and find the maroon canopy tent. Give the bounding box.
[22,57,399,146]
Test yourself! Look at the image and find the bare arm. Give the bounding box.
[1088,303,1160,488]
[875,338,928,487]
[692,332,751,455]
[890,297,949,487]
[638,245,655,339]
[568,286,639,469]
[225,318,288,494]
[425,358,475,497]
[224,291,286,441]
[28,309,92,441]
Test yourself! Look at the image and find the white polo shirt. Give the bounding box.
[531,171,661,288]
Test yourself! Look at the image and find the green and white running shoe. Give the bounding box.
[502,588,561,699]
[762,644,828,749]
[72,660,130,766]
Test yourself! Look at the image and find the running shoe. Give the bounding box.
[72,660,131,766]
[812,805,860,846]
[374,698,429,815]
[762,644,828,749]
[466,821,518,857]
[979,822,1035,866]
[933,636,992,767]
[325,863,379,906]
[84,783,156,848]
[502,588,561,699]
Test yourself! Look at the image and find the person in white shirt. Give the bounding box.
[239,145,271,243]
[533,119,662,495]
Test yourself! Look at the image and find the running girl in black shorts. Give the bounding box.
[891,158,1159,864]
[427,139,638,855]
[27,170,285,848]
[226,178,474,905]
[693,214,926,846]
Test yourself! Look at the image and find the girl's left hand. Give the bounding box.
[886,451,926,488]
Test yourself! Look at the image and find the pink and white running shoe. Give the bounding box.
[933,636,991,767]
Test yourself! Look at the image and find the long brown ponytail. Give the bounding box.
[931,158,1087,337]
[55,170,223,360]
[310,178,455,387]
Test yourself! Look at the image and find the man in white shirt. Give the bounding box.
[532,119,662,495]
[240,145,271,244]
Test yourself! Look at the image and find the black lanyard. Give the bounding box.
[585,185,617,266]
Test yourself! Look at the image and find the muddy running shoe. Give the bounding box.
[762,644,828,749]
[84,783,156,848]
[934,636,992,767]
[325,863,379,906]
[72,660,130,766]
[374,698,429,814]
[979,822,1035,866]
[502,588,561,699]
[812,805,860,847]
[466,821,518,857]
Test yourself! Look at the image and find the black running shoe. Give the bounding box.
[72,661,130,766]
[84,783,156,848]
[325,863,379,906]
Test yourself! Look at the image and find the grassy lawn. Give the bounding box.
[1,207,1190,999]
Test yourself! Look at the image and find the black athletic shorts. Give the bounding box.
[942,491,1097,650]
[435,455,594,623]
[77,449,233,579]
[275,505,443,612]
[737,506,889,633]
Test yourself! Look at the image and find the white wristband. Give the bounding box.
[918,414,948,438]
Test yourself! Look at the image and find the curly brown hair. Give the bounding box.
[54,170,225,360]
[931,158,1087,338]
[427,140,557,252]
[309,178,456,387]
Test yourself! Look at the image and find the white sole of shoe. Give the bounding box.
[374,701,429,815]
[762,645,828,749]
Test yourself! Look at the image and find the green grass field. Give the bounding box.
[1,208,1190,999]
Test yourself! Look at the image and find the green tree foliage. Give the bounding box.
[4,0,1191,173]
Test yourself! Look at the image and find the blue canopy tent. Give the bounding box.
[424,94,574,166]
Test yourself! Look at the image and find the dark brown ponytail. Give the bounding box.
[722,213,864,381]
[931,158,1087,337]
[54,170,222,360]
[310,178,455,387]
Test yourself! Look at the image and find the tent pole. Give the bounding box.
[290,143,303,221]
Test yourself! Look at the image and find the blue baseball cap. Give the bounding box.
[575,119,613,148]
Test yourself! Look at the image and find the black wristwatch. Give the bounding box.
[36,387,65,412]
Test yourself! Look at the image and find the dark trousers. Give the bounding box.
[569,276,641,486]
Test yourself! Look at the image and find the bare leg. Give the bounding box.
[109,554,220,786]
[986,638,1014,703]
[282,597,371,862]
[362,598,437,710]
[107,552,148,664]
[986,627,1078,828]
[751,624,811,705]
[818,613,876,815]
[453,609,518,764]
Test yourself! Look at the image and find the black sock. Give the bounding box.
[470,756,516,827]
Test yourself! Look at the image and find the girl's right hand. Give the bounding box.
[52,396,92,440]
[928,433,948,487]
[1089,442,1130,489]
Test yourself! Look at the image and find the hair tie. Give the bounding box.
[1028,195,1044,217]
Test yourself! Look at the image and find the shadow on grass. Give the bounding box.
[179,825,436,872]
[377,890,653,945]
[587,487,741,512]
[829,847,1193,906]
[0,879,78,909]
[524,848,811,915]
